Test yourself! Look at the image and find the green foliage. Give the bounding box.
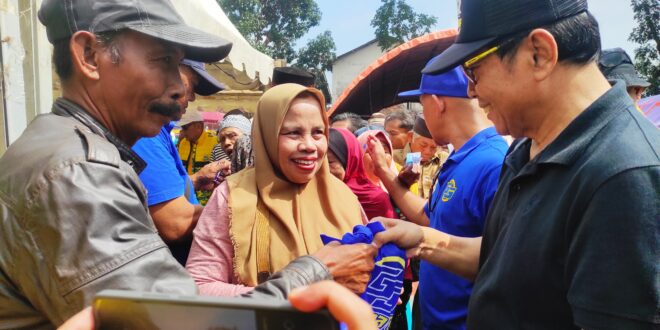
[295,31,336,101]
[629,0,660,96]
[218,0,336,101]
[218,0,321,62]
[371,0,437,51]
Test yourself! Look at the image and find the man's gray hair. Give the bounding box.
[385,109,416,131]
[96,31,122,64]
[331,112,367,133]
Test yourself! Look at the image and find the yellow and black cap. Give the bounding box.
[422,0,588,75]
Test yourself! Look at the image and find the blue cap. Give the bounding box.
[398,65,469,99]
[181,59,226,96]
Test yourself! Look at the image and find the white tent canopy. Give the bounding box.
[0,0,273,152]
[171,0,274,85]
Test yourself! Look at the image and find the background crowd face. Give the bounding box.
[410,134,438,164]
[96,31,185,144]
[219,127,244,156]
[330,119,351,131]
[277,96,328,184]
[384,119,411,150]
[327,151,346,181]
[177,65,198,112]
[181,122,204,143]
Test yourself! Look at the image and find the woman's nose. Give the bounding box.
[298,135,316,152]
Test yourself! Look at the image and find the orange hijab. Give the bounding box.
[226,84,363,286]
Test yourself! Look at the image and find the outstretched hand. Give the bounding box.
[397,165,420,188]
[289,281,377,330]
[365,135,391,179]
[371,217,424,258]
[192,159,231,190]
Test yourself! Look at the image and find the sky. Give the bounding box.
[299,0,639,58]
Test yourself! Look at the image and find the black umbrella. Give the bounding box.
[330,29,458,117]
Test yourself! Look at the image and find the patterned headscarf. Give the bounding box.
[220,115,252,135]
[230,134,254,173]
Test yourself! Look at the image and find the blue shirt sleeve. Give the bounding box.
[133,132,186,206]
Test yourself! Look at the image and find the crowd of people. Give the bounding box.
[0,0,658,329]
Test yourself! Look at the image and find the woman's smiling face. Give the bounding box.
[277,95,328,184]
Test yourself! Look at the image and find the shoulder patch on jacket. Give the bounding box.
[75,126,120,167]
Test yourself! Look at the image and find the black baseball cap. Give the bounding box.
[599,48,650,88]
[422,0,588,74]
[272,67,316,86]
[38,0,232,63]
[413,115,432,139]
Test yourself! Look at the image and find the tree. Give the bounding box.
[218,0,337,101]
[295,31,337,101]
[218,0,321,62]
[629,0,660,96]
[371,0,437,51]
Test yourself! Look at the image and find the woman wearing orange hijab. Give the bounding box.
[186,84,373,296]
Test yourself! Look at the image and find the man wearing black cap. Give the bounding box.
[408,116,448,199]
[375,0,659,329]
[599,47,651,104]
[132,59,227,266]
[0,0,376,328]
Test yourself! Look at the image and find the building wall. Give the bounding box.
[331,41,385,101]
[0,0,53,155]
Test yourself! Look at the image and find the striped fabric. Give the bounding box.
[211,143,229,161]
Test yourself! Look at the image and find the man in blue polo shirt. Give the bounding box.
[367,65,508,329]
[132,59,227,265]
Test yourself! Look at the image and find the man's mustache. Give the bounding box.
[148,102,182,120]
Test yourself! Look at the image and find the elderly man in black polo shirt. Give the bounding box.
[374,0,659,329]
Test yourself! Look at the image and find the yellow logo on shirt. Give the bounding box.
[442,179,457,202]
[375,315,390,328]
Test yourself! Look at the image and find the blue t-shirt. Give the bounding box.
[132,122,198,206]
[420,127,507,330]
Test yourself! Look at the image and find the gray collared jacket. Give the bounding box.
[0,99,331,329]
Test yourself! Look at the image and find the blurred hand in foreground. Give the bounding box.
[289,281,377,330]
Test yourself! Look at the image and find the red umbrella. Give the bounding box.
[329,29,457,117]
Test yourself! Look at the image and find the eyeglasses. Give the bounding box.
[461,35,522,84]
[461,45,500,84]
